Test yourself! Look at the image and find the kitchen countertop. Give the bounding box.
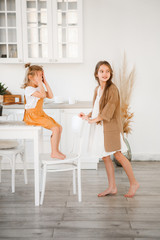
[3,101,92,109]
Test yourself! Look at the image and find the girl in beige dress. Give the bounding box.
[79,61,139,198]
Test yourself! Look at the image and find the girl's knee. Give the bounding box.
[102,156,111,162]
[51,126,59,133]
[114,151,122,159]
[51,125,62,133]
[59,125,62,132]
[114,151,125,164]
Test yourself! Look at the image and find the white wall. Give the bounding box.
[1,0,160,160]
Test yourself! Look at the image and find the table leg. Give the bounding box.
[34,130,40,206]
[39,128,43,192]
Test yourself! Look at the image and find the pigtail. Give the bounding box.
[25,63,31,68]
[21,63,31,89]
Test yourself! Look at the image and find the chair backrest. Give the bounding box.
[71,115,84,157]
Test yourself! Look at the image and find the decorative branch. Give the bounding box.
[114,53,136,135]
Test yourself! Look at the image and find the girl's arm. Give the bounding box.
[42,72,53,99]
[88,115,103,124]
[32,82,46,98]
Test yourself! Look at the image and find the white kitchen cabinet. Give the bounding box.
[0,0,23,63]
[22,0,83,63]
[53,0,83,63]
[0,0,83,63]
[3,108,24,120]
[22,0,52,63]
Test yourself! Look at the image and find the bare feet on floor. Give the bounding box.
[98,187,117,197]
[124,182,140,198]
[51,152,65,160]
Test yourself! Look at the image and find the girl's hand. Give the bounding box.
[83,115,89,120]
[78,112,89,120]
[42,71,47,85]
[35,72,42,85]
[88,116,103,124]
[88,118,94,124]
[78,112,85,118]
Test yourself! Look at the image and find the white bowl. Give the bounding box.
[54,96,64,103]
[44,98,54,104]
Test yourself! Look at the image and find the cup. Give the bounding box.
[68,97,76,104]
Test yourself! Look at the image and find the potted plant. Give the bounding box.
[0,82,8,116]
[113,53,136,166]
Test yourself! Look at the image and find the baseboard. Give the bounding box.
[132,153,160,161]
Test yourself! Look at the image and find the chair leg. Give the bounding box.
[11,155,16,193]
[73,169,76,195]
[0,157,2,183]
[20,152,28,184]
[39,166,43,193]
[40,164,47,205]
[77,160,82,202]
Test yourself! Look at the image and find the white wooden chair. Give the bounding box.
[0,112,27,193]
[0,140,28,193]
[40,115,83,205]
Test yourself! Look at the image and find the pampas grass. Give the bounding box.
[114,53,136,135]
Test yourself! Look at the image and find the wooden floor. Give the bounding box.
[0,161,160,240]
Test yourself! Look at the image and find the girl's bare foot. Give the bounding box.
[124,182,140,198]
[58,151,66,159]
[98,187,117,197]
[51,152,65,160]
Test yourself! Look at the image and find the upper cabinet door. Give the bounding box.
[0,0,23,63]
[53,0,83,63]
[0,0,83,63]
[22,0,52,63]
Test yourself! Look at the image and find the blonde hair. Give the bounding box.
[21,63,43,89]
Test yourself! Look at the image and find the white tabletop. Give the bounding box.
[0,121,41,129]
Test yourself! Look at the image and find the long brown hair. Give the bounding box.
[94,61,113,112]
[21,63,43,89]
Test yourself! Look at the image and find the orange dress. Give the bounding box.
[23,98,60,130]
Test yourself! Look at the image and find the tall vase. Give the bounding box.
[114,137,132,167]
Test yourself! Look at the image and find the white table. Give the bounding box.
[0,121,42,206]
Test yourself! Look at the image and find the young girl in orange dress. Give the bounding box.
[22,63,66,160]
[79,61,139,198]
